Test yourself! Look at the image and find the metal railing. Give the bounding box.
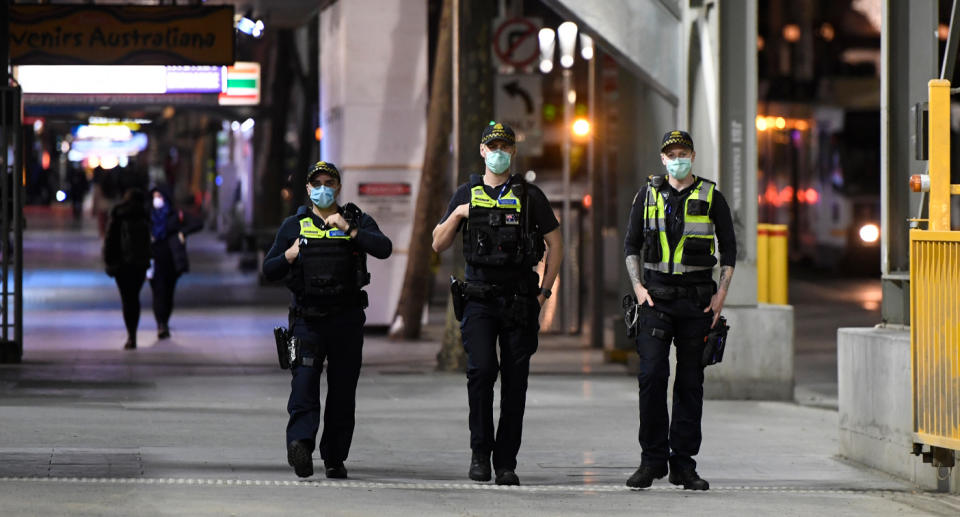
[909,79,959,475]
[0,83,24,364]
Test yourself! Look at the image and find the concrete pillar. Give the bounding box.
[319,0,427,326]
[880,0,936,325]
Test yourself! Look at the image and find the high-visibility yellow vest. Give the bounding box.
[643,176,717,274]
[463,175,541,268]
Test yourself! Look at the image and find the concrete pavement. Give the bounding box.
[0,208,957,515]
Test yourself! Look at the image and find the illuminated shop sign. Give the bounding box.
[16,65,223,94]
[9,5,235,66]
[218,62,261,106]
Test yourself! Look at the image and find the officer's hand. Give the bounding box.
[634,284,654,307]
[324,213,349,232]
[454,203,470,221]
[704,291,726,328]
[284,239,301,264]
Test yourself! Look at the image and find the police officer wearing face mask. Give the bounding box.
[432,122,563,486]
[622,130,736,491]
[262,161,392,479]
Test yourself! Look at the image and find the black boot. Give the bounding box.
[123,338,136,350]
[157,323,171,339]
[494,468,520,486]
[625,464,667,488]
[287,440,314,478]
[668,468,709,491]
[324,460,348,479]
[468,450,491,482]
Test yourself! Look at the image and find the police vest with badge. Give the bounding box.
[641,173,717,274]
[462,173,544,269]
[288,203,370,314]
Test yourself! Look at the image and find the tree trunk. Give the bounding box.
[390,0,453,340]
[437,0,494,371]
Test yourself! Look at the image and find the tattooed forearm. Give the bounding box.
[626,255,644,287]
[718,266,734,293]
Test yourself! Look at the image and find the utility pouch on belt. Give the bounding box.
[701,316,730,367]
[450,276,466,321]
[622,294,640,338]
[273,326,301,370]
[462,282,498,299]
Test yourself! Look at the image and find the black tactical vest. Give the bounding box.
[292,205,370,307]
[462,174,542,269]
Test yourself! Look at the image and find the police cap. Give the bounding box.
[660,130,694,153]
[481,121,516,146]
[307,161,341,183]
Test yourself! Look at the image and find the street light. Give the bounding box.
[572,117,591,137]
[539,21,596,333]
[557,22,578,68]
[538,28,556,74]
[558,22,577,333]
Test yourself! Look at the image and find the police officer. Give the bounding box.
[262,161,392,479]
[623,130,736,491]
[432,122,562,486]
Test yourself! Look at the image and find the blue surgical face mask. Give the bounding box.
[485,149,511,175]
[665,157,692,180]
[309,185,336,209]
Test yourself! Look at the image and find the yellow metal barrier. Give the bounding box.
[910,79,960,456]
[757,224,770,303]
[910,231,960,451]
[757,223,788,304]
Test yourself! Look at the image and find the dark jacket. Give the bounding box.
[262,204,392,305]
[103,193,152,276]
[149,187,203,276]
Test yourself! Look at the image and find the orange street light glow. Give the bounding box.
[572,118,591,136]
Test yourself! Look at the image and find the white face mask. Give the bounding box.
[153,197,165,210]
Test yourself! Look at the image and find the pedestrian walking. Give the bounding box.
[431,122,563,486]
[103,187,152,350]
[148,186,202,339]
[262,161,392,479]
[623,130,737,491]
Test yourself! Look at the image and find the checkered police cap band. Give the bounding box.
[660,130,694,152]
[307,161,341,182]
[481,122,516,146]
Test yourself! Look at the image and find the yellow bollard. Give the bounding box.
[757,224,770,303]
[768,224,789,304]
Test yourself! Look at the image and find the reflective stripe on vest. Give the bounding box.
[644,178,716,274]
[470,185,522,211]
[299,217,352,240]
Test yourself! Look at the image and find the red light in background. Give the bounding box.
[315,128,323,141]
[805,188,820,204]
[764,183,781,207]
[582,194,592,209]
[779,186,794,205]
[41,151,51,170]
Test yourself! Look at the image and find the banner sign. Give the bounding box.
[9,5,235,66]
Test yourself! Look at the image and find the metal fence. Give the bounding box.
[910,231,960,452]
[0,84,24,364]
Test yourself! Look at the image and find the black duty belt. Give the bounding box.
[647,284,713,301]
[462,281,533,300]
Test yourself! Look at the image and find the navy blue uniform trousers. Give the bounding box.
[286,307,365,464]
[635,291,713,472]
[460,297,539,471]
